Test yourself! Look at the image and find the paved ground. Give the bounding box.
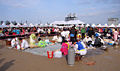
[0,40,120,71]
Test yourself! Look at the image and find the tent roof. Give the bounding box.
[51,21,67,24]
[109,24,115,27]
[103,24,108,27]
[29,23,34,27]
[67,20,84,24]
[117,24,120,27]
[9,23,16,27]
[97,24,102,27]
[0,25,6,28]
[51,20,84,25]
[86,24,90,27]
[91,24,96,27]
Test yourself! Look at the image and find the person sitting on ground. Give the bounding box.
[37,34,41,41]
[16,28,20,35]
[74,41,87,56]
[94,36,103,47]
[83,36,95,49]
[38,38,47,48]
[19,38,29,50]
[11,37,20,50]
[57,35,62,43]
[29,34,38,48]
[52,35,62,43]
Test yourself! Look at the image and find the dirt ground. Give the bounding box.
[0,40,120,71]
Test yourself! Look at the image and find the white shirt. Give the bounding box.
[11,39,15,47]
[99,37,105,44]
[57,36,62,42]
[21,39,29,49]
[83,37,92,42]
[52,36,58,40]
[37,28,41,33]
[61,31,70,40]
[61,31,66,37]
[11,38,19,47]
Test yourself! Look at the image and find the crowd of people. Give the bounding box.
[3,25,120,59]
[0,27,61,36]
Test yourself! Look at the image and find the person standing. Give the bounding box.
[70,26,77,44]
[88,27,92,38]
[113,28,119,42]
[81,27,86,39]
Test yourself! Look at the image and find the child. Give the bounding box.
[60,40,68,56]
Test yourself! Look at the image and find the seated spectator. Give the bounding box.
[12,28,16,35]
[94,36,103,47]
[74,41,87,56]
[37,34,41,41]
[38,38,47,48]
[16,28,20,35]
[19,38,29,50]
[11,38,20,50]
[29,34,38,48]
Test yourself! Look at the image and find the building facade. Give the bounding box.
[108,18,119,25]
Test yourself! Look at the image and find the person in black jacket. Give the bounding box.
[70,26,77,44]
[94,36,103,47]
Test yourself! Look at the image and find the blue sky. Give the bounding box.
[0,0,120,24]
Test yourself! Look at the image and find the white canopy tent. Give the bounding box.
[48,24,53,27]
[97,24,102,27]
[2,22,9,27]
[117,24,120,27]
[45,24,48,27]
[51,21,67,25]
[0,25,5,28]
[109,24,115,27]
[103,24,108,27]
[22,23,28,27]
[51,20,84,25]
[9,23,16,27]
[34,24,39,27]
[80,24,84,27]
[91,24,96,27]
[16,23,22,27]
[67,20,84,25]
[29,23,34,27]
[86,24,90,27]
[39,24,45,27]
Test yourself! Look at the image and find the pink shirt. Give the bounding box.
[60,43,68,55]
